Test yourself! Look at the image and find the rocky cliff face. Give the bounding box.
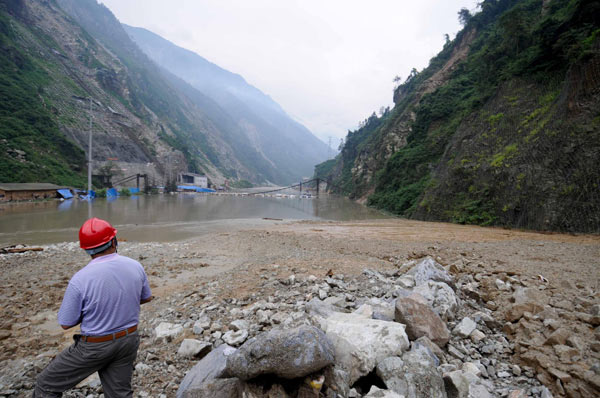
[317,0,599,233]
[1,0,325,187]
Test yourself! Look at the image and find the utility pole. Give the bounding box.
[87,97,93,193]
[327,136,332,159]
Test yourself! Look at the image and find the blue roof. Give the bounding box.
[57,189,73,199]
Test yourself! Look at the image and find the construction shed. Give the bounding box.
[0,183,72,201]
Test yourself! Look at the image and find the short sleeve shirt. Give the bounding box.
[58,253,151,336]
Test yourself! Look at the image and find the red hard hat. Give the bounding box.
[79,217,117,249]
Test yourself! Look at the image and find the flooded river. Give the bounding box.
[0,193,389,246]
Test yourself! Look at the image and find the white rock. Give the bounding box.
[222,329,248,346]
[229,319,249,331]
[413,281,459,321]
[397,275,415,289]
[177,339,211,358]
[364,386,405,397]
[154,322,184,341]
[314,312,409,385]
[470,329,486,343]
[353,304,374,318]
[135,363,150,373]
[453,317,477,338]
[319,289,328,300]
[257,309,272,325]
[462,362,481,377]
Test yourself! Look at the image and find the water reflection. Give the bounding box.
[0,194,388,246]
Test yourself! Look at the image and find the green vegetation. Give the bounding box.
[314,0,599,232]
[0,9,86,186]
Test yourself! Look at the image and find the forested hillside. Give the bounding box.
[317,0,600,233]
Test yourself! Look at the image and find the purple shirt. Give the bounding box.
[58,253,151,336]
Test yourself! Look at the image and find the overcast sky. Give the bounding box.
[100,0,479,144]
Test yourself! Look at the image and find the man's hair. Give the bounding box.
[85,238,117,256]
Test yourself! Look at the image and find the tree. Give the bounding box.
[338,138,345,151]
[458,8,472,26]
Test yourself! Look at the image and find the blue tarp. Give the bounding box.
[81,190,95,200]
[128,187,140,194]
[57,189,73,199]
[177,185,216,193]
[106,188,118,197]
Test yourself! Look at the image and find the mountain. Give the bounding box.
[123,25,329,183]
[0,0,327,188]
[316,0,599,233]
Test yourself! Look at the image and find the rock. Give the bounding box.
[414,336,444,364]
[470,330,486,343]
[453,317,477,338]
[505,303,544,322]
[540,386,553,398]
[154,322,184,341]
[508,390,527,398]
[226,325,334,380]
[180,378,242,398]
[364,386,405,397]
[306,298,337,318]
[544,328,569,346]
[443,370,492,398]
[495,279,511,291]
[177,339,212,358]
[512,365,521,376]
[324,365,351,398]
[177,344,237,398]
[316,311,409,384]
[412,281,459,321]
[256,309,272,325]
[548,367,572,383]
[395,294,449,347]
[222,329,248,346]
[376,343,446,398]
[405,257,455,289]
[462,362,481,377]
[366,298,396,322]
[397,274,415,289]
[229,319,249,331]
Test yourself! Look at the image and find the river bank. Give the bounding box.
[0,219,598,397]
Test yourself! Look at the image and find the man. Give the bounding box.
[34,217,153,397]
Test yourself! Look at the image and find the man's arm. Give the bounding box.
[60,323,79,330]
[140,295,154,304]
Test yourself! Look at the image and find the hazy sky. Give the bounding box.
[100,0,479,144]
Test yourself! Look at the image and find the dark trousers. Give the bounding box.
[33,332,140,398]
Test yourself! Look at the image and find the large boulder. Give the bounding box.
[315,311,410,385]
[395,294,450,347]
[376,343,447,398]
[412,281,459,321]
[177,344,237,398]
[226,325,334,380]
[405,258,455,289]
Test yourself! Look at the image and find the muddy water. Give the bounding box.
[0,194,389,246]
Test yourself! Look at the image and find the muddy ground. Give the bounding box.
[0,219,598,397]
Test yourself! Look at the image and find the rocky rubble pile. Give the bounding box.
[166,257,558,398]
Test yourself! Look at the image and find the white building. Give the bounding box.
[177,172,208,188]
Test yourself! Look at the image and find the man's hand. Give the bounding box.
[140,295,154,304]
